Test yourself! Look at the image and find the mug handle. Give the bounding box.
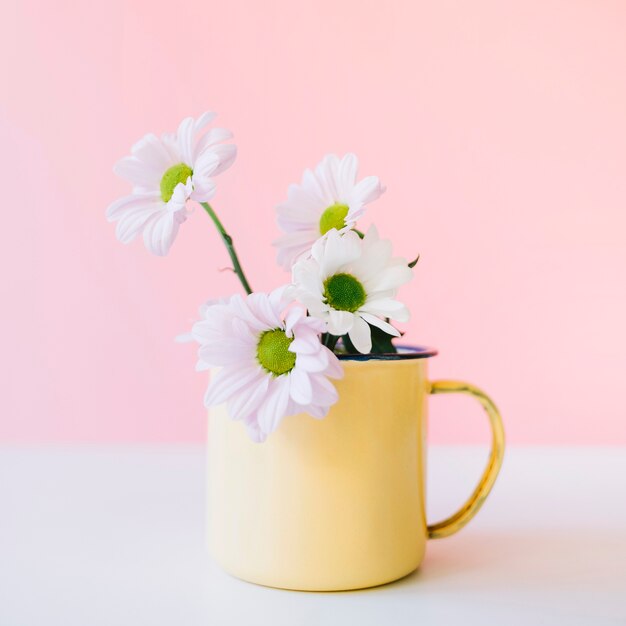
[426,380,505,539]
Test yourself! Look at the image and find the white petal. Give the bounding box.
[390,304,410,323]
[326,310,354,336]
[207,144,237,176]
[246,292,282,328]
[269,285,291,313]
[349,175,384,205]
[276,200,319,227]
[289,334,321,355]
[295,349,329,373]
[292,255,322,286]
[361,297,407,315]
[337,153,358,198]
[319,229,361,277]
[198,338,255,367]
[348,315,372,354]
[195,359,211,372]
[193,111,217,135]
[243,415,267,443]
[323,349,344,378]
[176,116,195,165]
[289,368,313,405]
[359,312,401,337]
[113,156,161,188]
[228,295,266,333]
[284,306,305,336]
[189,180,216,202]
[364,263,413,293]
[292,257,324,297]
[303,403,328,419]
[363,223,380,242]
[131,133,176,172]
[194,127,233,159]
[308,373,339,406]
[351,237,392,282]
[227,374,270,421]
[192,150,220,180]
[204,365,263,407]
[115,203,163,243]
[106,192,160,221]
[142,211,179,256]
[275,240,316,271]
[274,229,318,249]
[257,377,290,435]
[316,154,341,202]
[286,173,328,211]
[233,316,261,343]
[297,315,327,334]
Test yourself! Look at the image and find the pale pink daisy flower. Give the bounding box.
[273,153,384,270]
[191,287,343,442]
[106,112,236,256]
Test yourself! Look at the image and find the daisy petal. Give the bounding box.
[361,298,410,322]
[289,368,313,405]
[317,229,361,278]
[204,366,263,407]
[193,111,217,134]
[227,375,269,421]
[364,263,413,292]
[142,211,179,256]
[106,193,160,221]
[115,203,162,243]
[337,153,358,198]
[359,313,401,337]
[348,315,372,354]
[114,156,161,188]
[177,116,195,165]
[243,415,267,443]
[309,373,339,406]
[131,133,176,172]
[350,175,384,205]
[194,127,233,159]
[257,377,290,435]
[209,144,237,176]
[327,310,354,336]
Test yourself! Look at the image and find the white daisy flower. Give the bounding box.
[273,153,384,270]
[106,112,237,256]
[292,226,413,354]
[191,287,343,442]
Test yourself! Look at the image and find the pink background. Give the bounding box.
[2,0,625,444]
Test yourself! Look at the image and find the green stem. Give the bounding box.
[200,202,253,295]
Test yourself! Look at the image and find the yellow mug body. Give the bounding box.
[207,350,504,591]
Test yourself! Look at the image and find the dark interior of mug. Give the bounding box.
[337,345,438,361]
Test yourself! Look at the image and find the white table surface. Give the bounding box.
[1,445,625,626]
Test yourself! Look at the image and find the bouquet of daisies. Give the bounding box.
[107,112,417,442]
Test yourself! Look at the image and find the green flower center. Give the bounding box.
[160,163,193,202]
[323,273,367,313]
[257,329,296,376]
[319,203,349,235]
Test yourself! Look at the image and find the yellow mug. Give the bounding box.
[207,346,505,591]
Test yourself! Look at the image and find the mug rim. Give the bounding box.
[337,344,438,361]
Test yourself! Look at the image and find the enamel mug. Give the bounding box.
[207,346,505,591]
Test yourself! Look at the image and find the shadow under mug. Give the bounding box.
[207,345,505,591]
